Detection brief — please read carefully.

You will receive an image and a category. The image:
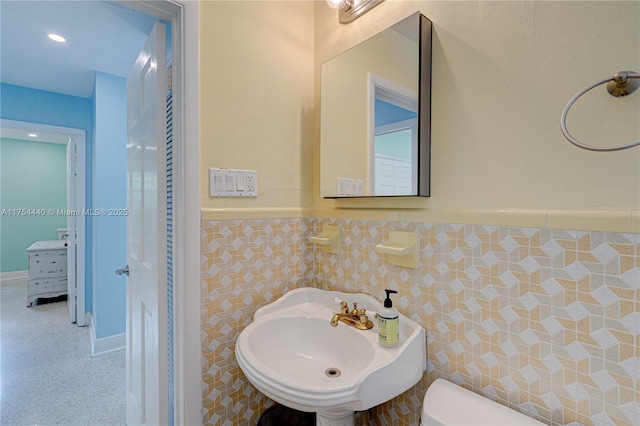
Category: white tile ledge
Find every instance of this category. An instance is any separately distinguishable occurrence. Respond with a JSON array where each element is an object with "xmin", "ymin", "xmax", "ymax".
[
  {"xmin": 331, "ymin": 208, "xmax": 637, "ymax": 233},
  {"xmin": 201, "ymin": 207, "xmax": 312, "ymax": 221},
  {"xmin": 201, "ymin": 207, "xmax": 638, "ymax": 233}
]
